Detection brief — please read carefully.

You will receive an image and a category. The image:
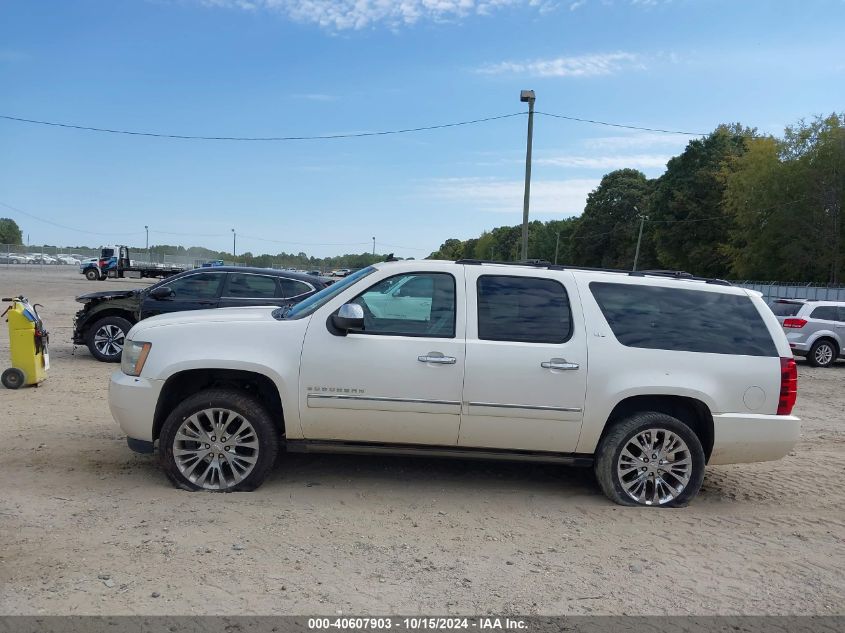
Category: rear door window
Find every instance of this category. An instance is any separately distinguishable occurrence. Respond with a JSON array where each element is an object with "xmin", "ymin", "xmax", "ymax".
[
  {"xmin": 589, "ymin": 282, "xmax": 777, "ymax": 357},
  {"xmin": 277, "ymin": 278, "xmax": 314, "ymax": 299},
  {"xmin": 809, "ymin": 306, "xmax": 838, "ymax": 321},
  {"xmin": 223, "ymin": 273, "xmax": 279, "ymax": 299},
  {"xmin": 477, "ymin": 275, "xmax": 572, "ymax": 344}
]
